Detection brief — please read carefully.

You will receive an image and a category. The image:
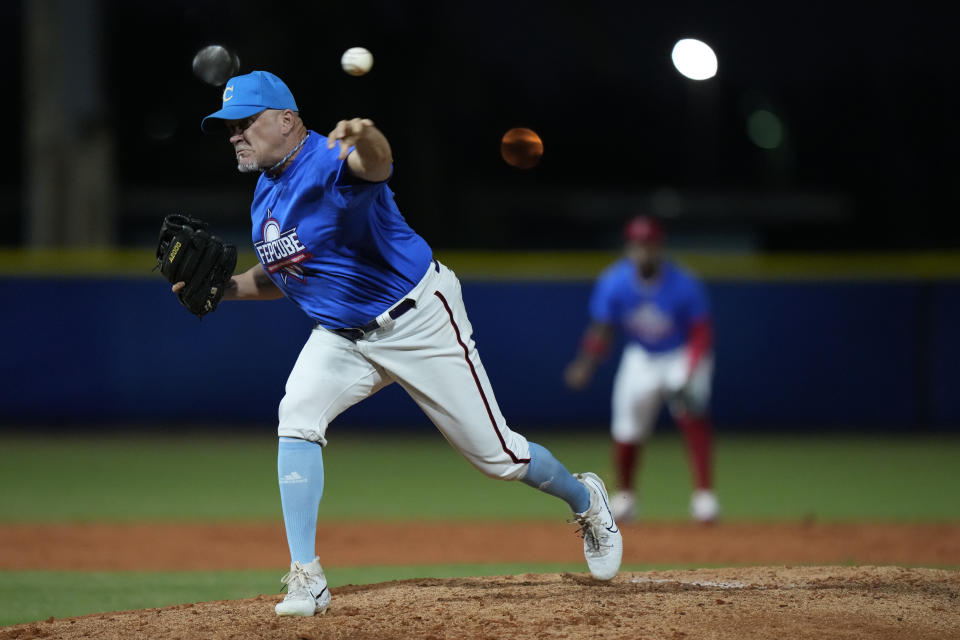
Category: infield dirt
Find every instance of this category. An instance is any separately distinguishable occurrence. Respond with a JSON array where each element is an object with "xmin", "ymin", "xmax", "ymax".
[{"xmin": 1, "ymin": 521, "xmax": 958, "ymax": 639}]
